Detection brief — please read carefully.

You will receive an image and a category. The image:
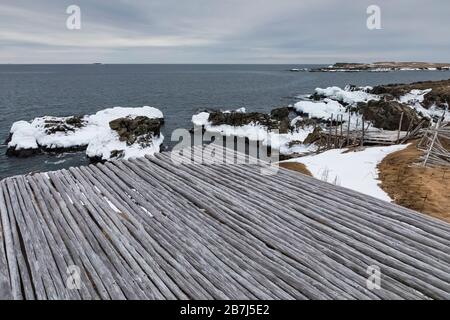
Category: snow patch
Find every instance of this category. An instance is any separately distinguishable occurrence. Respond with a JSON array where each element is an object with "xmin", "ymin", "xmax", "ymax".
[{"xmin": 284, "ymin": 145, "xmax": 408, "ymax": 202}]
